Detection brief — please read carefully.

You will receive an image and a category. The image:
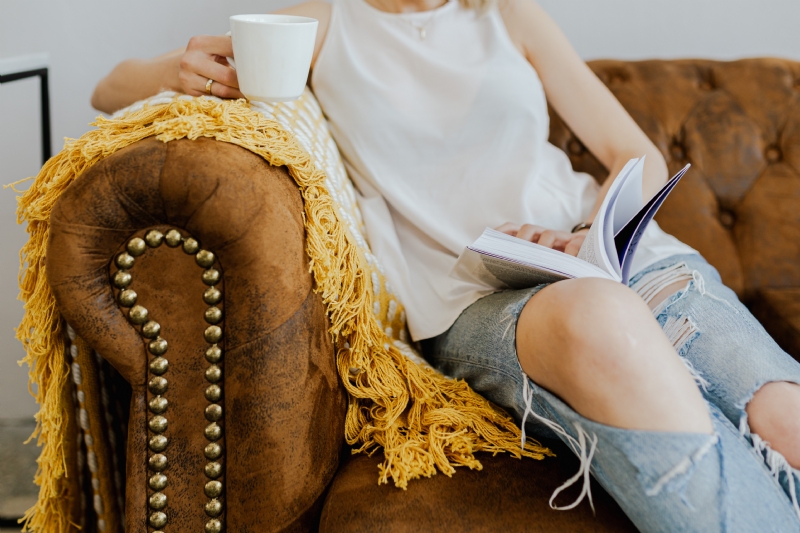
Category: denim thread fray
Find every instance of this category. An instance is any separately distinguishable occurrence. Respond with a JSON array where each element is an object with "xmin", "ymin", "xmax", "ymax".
[
  {"xmin": 633, "ymin": 264, "xmax": 711, "ymax": 391},
  {"xmin": 521, "ymin": 374, "xmax": 598, "ymax": 513},
  {"xmin": 737, "ymin": 385, "xmax": 800, "ymax": 521}
]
